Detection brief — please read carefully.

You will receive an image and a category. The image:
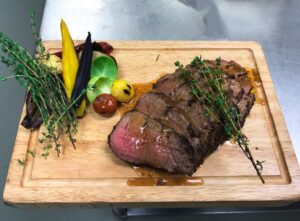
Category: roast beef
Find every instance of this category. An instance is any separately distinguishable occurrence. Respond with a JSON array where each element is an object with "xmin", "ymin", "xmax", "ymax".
[{"xmin": 108, "ymin": 59, "xmax": 255, "ymax": 175}]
